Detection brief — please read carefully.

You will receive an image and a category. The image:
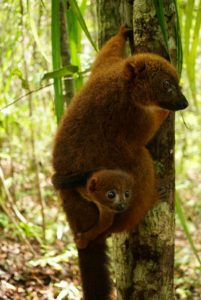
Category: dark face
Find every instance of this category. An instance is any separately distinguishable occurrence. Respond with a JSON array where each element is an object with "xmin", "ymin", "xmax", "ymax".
[
  {"xmin": 152, "ymin": 73, "xmax": 188, "ymax": 111},
  {"xmin": 125, "ymin": 54, "xmax": 189, "ymax": 110}
]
